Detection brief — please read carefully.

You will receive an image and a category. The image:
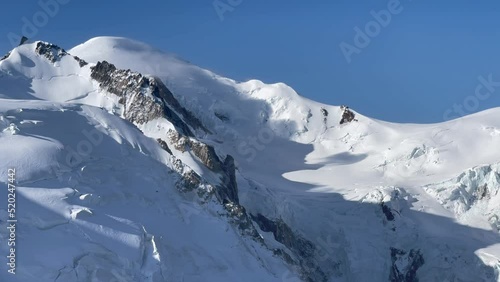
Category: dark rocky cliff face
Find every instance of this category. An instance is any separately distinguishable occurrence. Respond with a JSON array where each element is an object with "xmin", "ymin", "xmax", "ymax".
[
  {"xmin": 167, "ymin": 129, "xmax": 239, "ymax": 205},
  {"xmin": 251, "ymin": 213, "xmax": 329, "ymax": 282},
  {"xmin": 35, "ymin": 42, "xmax": 66, "ymax": 63},
  {"xmin": 156, "ymin": 138, "xmax": 173, "ymax": 155},
  {"xmin": 90, "ymin": 61, "xmax": 206, "ymax": 136},
  {"xmin": 340, "ymin": 105, "xmax": 357, "ymax": 125},
  {"xmin": 91, "ymin": 62, "xmax": 166, "ymax": 124}
]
